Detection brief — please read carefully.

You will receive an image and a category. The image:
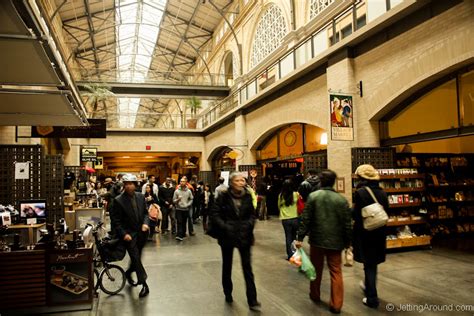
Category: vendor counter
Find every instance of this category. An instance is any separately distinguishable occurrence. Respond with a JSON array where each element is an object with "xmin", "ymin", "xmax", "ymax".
[{"xmin": 0, "ymin": 247, "xmax": 93, "ymax": 314}]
